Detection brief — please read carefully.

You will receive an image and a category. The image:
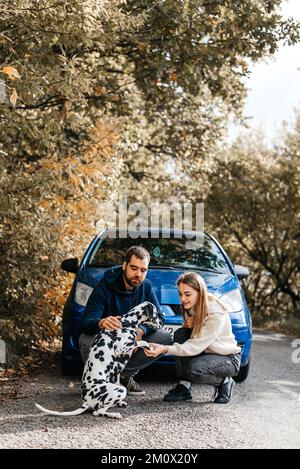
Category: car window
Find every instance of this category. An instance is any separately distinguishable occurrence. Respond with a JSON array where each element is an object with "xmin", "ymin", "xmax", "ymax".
[{"xmin": 87, "ymin": 233, "xmax": 231, "ymax": 274}]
